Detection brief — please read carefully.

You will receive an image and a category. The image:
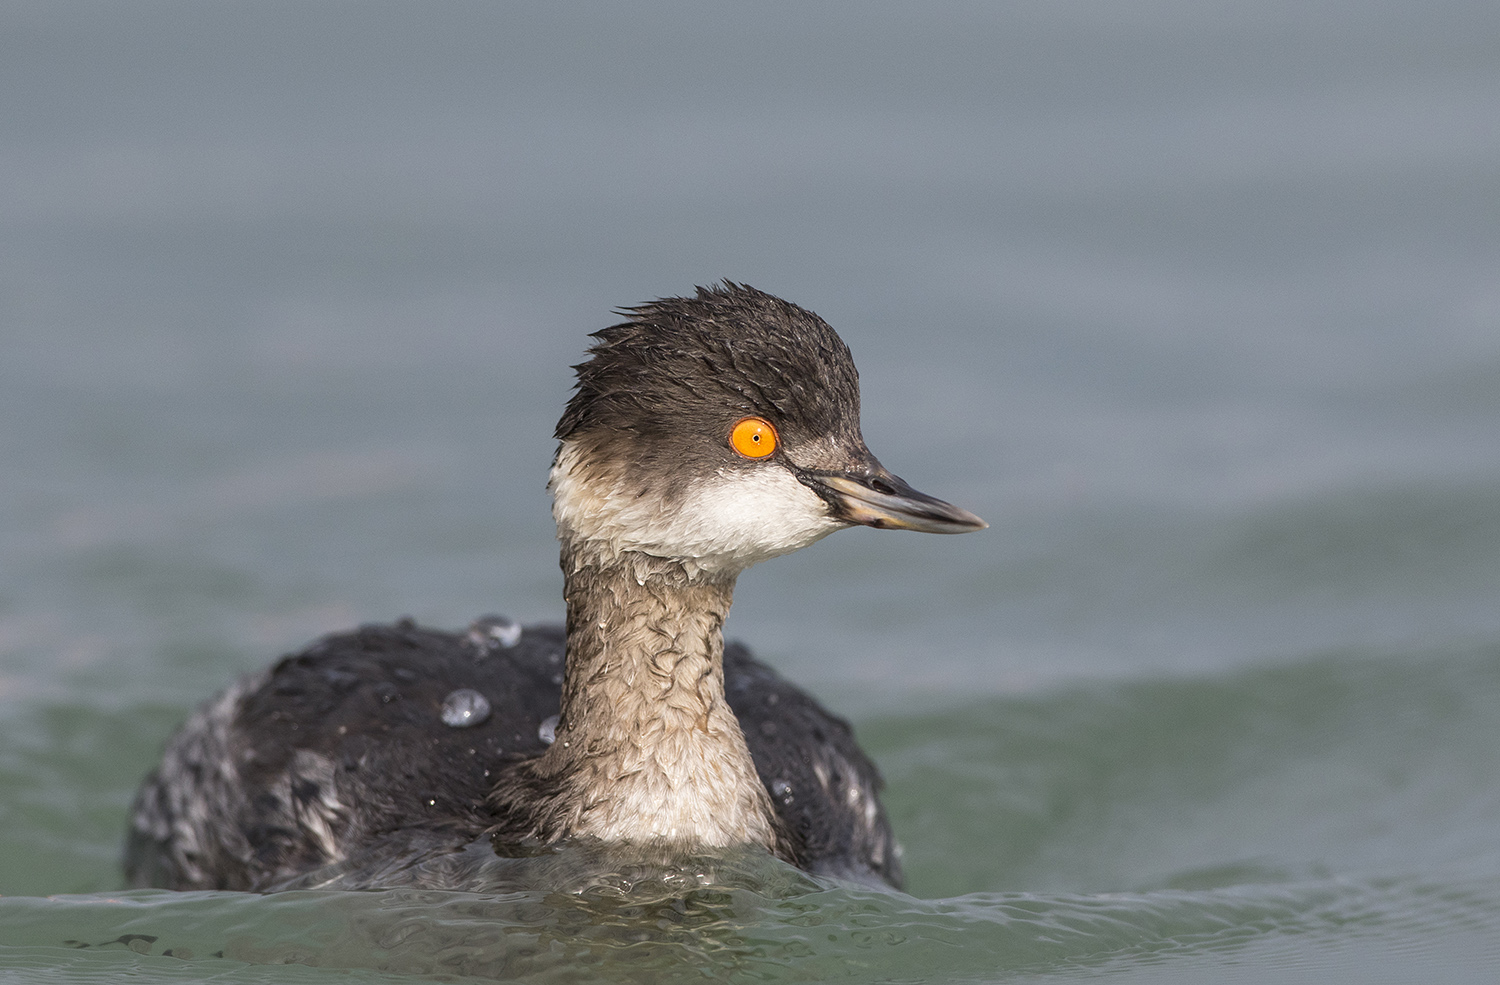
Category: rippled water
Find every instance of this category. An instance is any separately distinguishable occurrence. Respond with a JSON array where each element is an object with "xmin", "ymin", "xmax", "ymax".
[
  {"xmin": 4, "ymin": 1, "xmax": 1500, "ymax": 982},
  {"xmin": 9, "ymin": 649, "xmax": 1500, "ymax": 982}
]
